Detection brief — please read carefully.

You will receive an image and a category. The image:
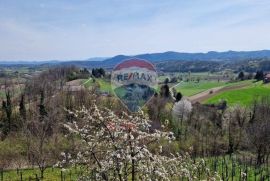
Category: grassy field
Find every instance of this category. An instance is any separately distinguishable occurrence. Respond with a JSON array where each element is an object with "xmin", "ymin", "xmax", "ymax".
[
  {"xmin": 203, "ymin": 155, "xmax": 270, "ymax": 181},
  {"xmin": 1, "ymin": 167, "xmax": 81, "ymax": 181},
  {"xmin": 174, "ymin": 80, "xmax": 253, "ymax": 97},
  {"xmin": 81, "ymin": 78, "xmax": 93, "ymax": 88},
  {"xmin": 2, "ymin": 155, "xmax": 269, "ymax": 181},
  {"xmin": 205, "ymin": 81, "xmax": 270, "ymax": 106},
  {"xmin": 83, "ymin": 78, "xmax": 112, "ymax": 93},
  {"xmin": 82, "ymin": 77, "xmax": 253, "ymax": 100},
  {"xmin": 174, "ymin": 81, "xmax": 227, "ymax": 96}
]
